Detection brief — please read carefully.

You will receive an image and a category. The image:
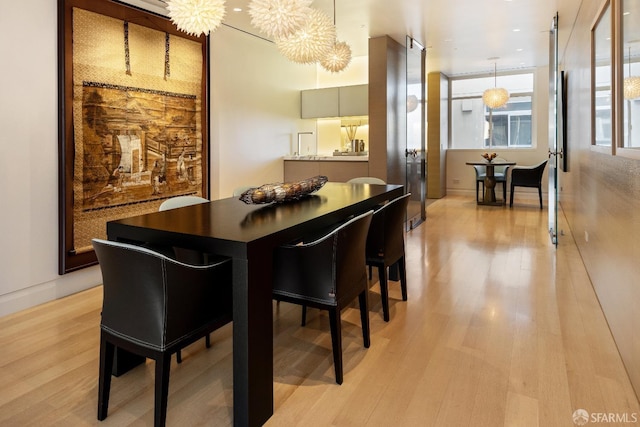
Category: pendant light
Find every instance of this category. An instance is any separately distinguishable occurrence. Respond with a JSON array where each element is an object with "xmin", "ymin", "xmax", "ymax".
[
  {"xmin": 275, "ymin": 8, "xmax": 335, "ymax": 64},
  {"xmin": 166, "ymin": 0, "xmax": 226, "ymax": 37},
  {"xmin": 624, "ymin": 47, "xmax": 640, "ymax": 100},
  {"xmin": 320, "ymin": 0, "xmax": 352, "ymax": 73},
  {"xmin": 248, "ymin": 0, "xmax": 312, "ymax": 39},
  {"xmin": 483, "ymin": 62, "xmax": 510, "ymax": 109}
]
